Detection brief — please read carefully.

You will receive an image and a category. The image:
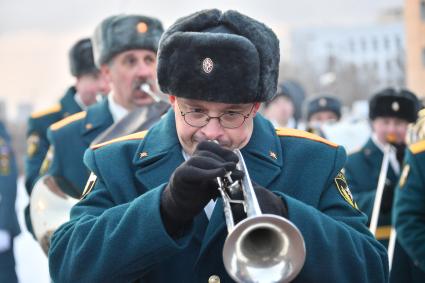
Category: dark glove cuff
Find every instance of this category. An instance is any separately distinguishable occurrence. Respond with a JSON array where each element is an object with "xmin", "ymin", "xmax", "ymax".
[
  {"xmin": 257, "ymin": 189, "xmax": 288, "ymax": 218},
  {"xmin": 160, "ymin": 186, "xmax": 193, "ymax": 237}
]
